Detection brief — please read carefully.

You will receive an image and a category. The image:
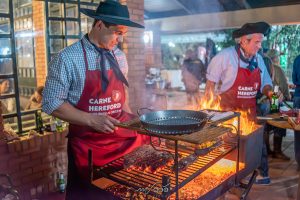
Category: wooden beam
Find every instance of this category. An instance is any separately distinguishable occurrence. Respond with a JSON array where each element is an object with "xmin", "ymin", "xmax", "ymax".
[{"xmin": 145, "ymin": 4, "xmax": 300, "ymax": 34}]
